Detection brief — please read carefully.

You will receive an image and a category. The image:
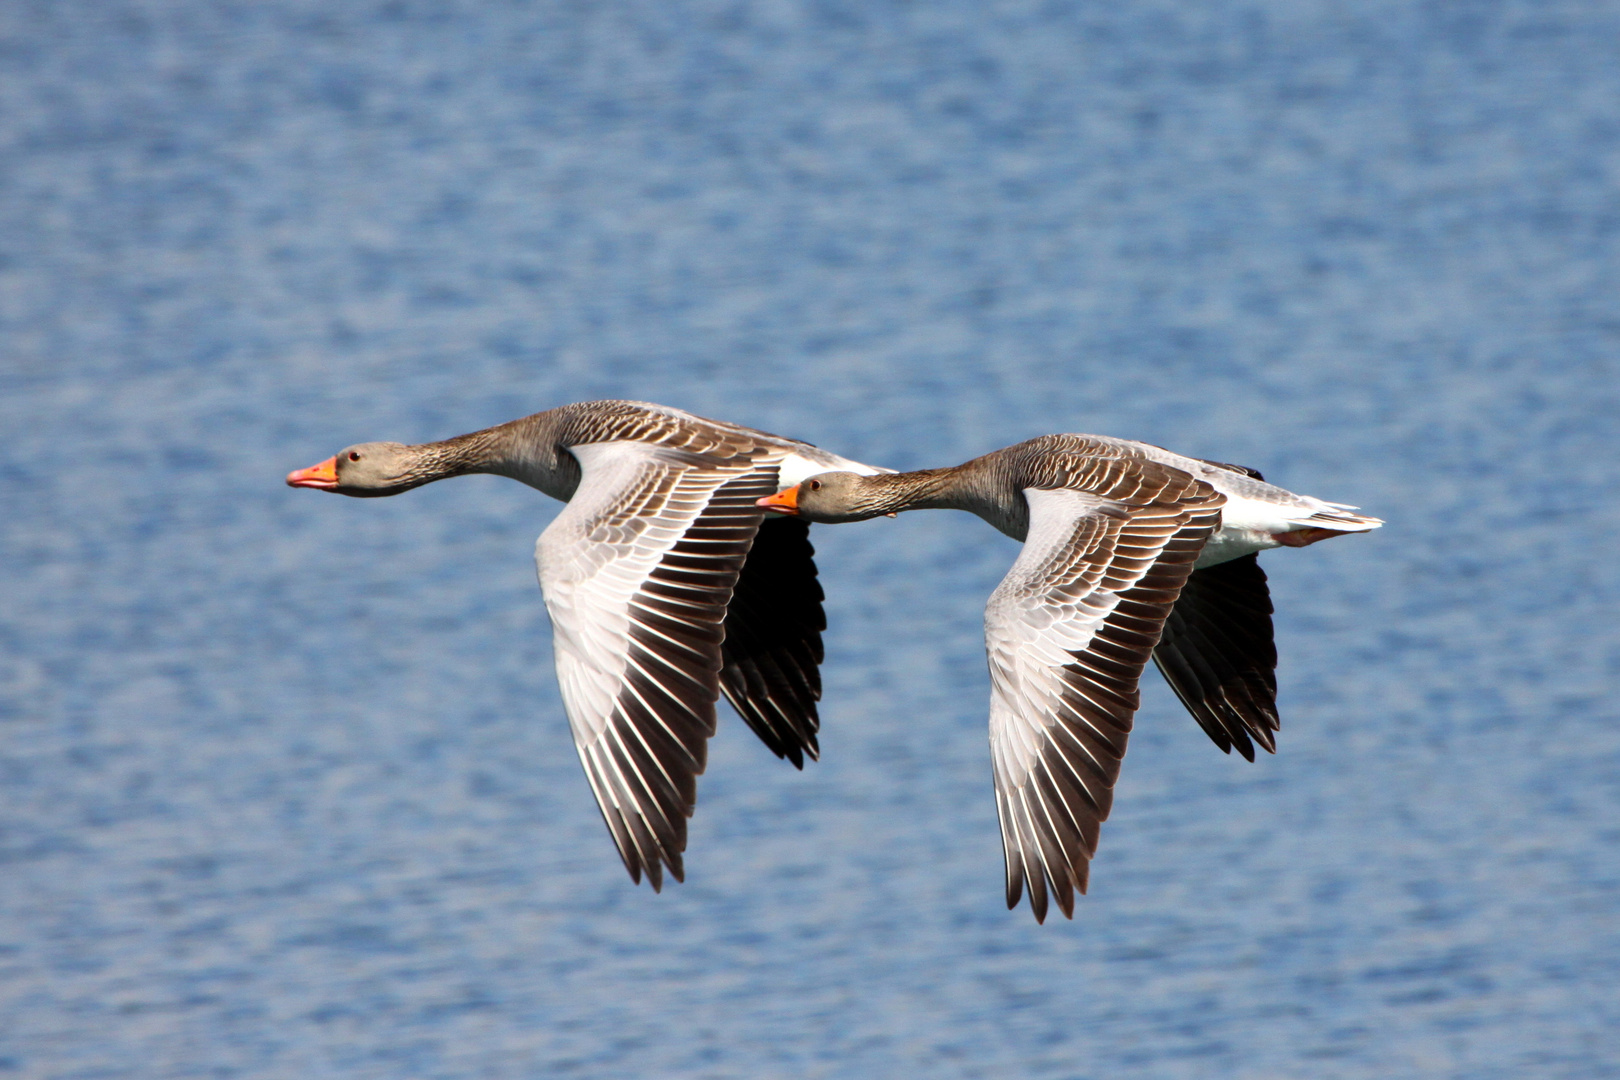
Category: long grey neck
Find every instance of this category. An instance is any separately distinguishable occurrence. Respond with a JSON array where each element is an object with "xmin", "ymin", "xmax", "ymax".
[
  {"xmin": 856, "ymin": 463, "xmax": 1027, "ymax": 538},
  {"xmin": 856, "ymin": 469, "xmax": 966, "ymax": 513},
  {"xmin": 408, "ymin": 410, "xmax": 580, "ymax": 501}
]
